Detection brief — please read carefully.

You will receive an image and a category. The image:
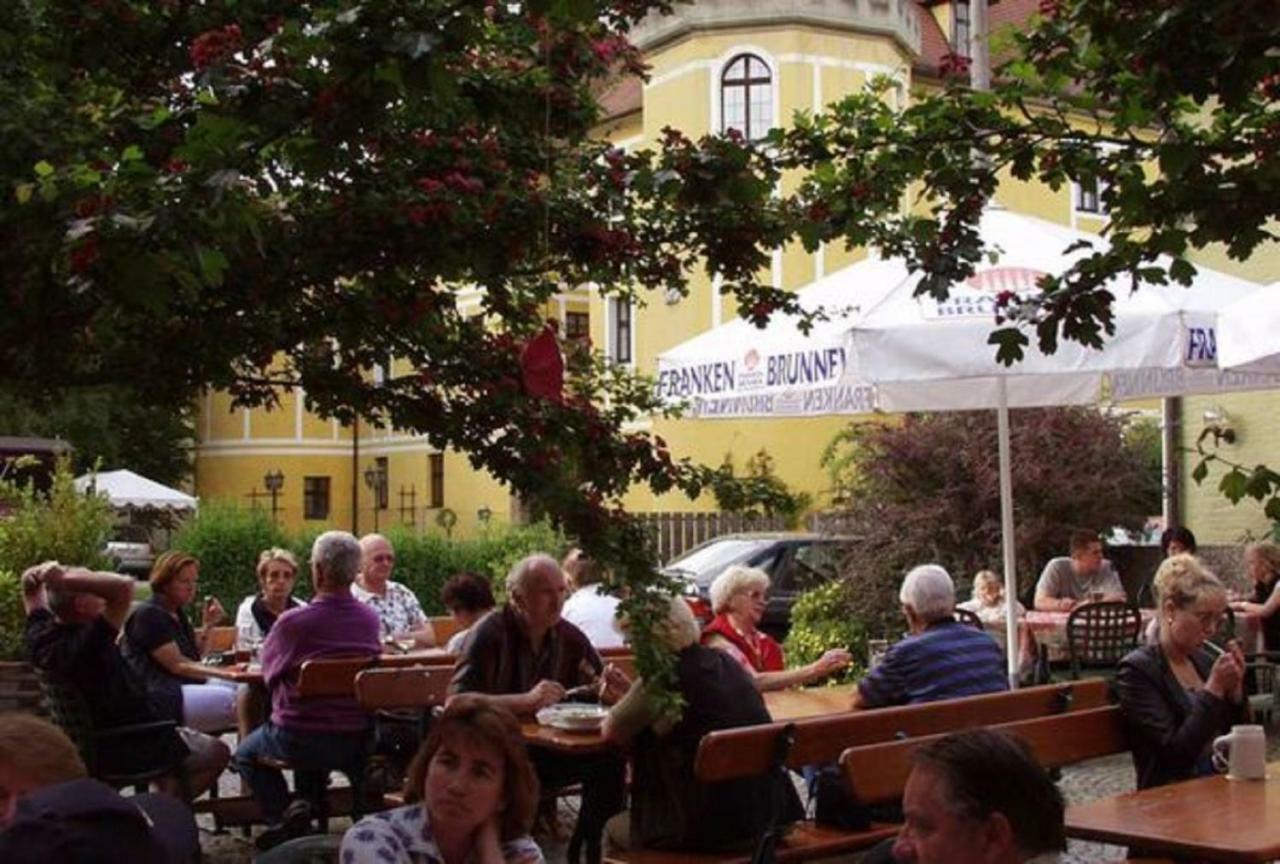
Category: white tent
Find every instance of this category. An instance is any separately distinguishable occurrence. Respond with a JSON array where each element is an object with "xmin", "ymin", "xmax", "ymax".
[
  {"xmin": 1218, "ymin": 281, "xmax": 1280, "ymax": 373},
  {"xmin": 658, "ymin": 208, "xmax": 1280, "ymax": 685},
  {"xmin": 75, "ymin": 469, "xmax": 199, "ymax": 511}
]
